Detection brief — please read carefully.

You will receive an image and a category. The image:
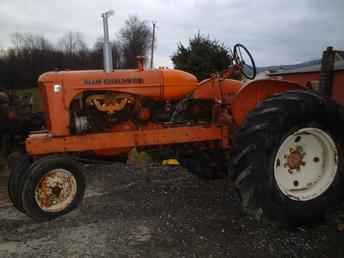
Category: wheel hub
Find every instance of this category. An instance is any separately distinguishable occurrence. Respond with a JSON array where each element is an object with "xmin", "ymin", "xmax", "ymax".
[
  {"xmin": 285, "ymin": 146, "xmax": 305, "ymax": 173},
  {"xmin": 52, "ymin": 186, "xmax": 62, "ymax": 196},
  {"xmin": 274, "ymin": 128, "xmax": 338, "ymax": 201},
  {"xmin": 34, "ymin": 169, "xmax": 77, "ymax": 213}
]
